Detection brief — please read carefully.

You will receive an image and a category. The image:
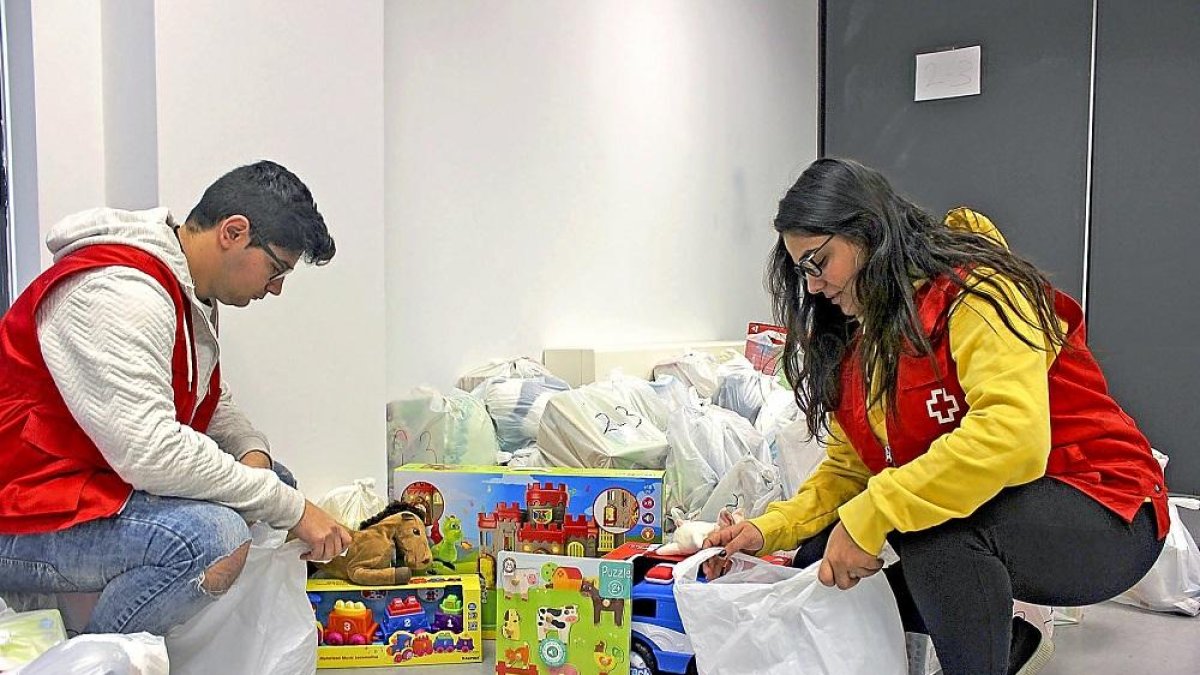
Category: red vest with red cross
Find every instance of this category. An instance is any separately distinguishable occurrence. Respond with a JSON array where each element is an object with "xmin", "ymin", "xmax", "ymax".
[
  {"xmin": 834, "ymin": 274, "xmax": 1169, "ymax": 538},
  {"xmin": 0, "ymin": 244, "xmax": 221, "ymax": 534}
]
